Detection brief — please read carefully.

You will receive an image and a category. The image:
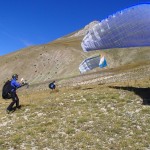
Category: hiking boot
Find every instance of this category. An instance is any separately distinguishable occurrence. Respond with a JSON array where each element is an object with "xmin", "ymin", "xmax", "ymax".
[
  {"xmin": 6, "ymin": 109, "xmax": 12, "ymax": 114},
  {"xmin": 16, "ymin": 105, "xmax": 21, "ymax": 109}
]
